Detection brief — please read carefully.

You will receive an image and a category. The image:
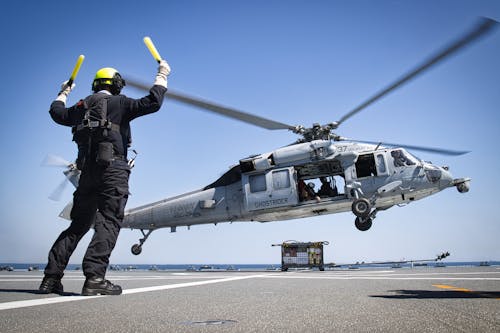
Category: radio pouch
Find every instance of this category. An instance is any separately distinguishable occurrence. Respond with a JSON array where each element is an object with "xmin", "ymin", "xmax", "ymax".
[{"xmin": 96, "ymin": 142, "xmax": 114, "ymax": 166}]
